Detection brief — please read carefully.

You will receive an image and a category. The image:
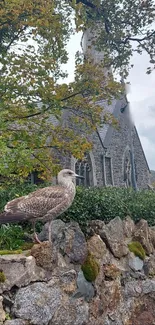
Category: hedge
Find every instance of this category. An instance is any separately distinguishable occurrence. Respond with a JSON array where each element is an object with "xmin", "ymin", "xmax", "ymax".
[
  {"xmin": 62, "ymin": 186, "xmax": 155, "ymax": 227},
  {"xmin": 1, "ymin": 183, "xmax": 155, "ymax": 249},
  {"xmin": 1, "ymin": 183, "xmax": 155, "ymax": 226}
]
